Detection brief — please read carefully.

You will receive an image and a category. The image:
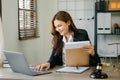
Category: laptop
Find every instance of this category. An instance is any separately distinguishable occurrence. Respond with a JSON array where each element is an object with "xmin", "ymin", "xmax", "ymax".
[
  {"xmin": 3, "ymin": 50, "xmax": 52, "ymax": 76},
  {"xmin": 64, "ymin": 41, "xmax": 90, "ymax": 67}
]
